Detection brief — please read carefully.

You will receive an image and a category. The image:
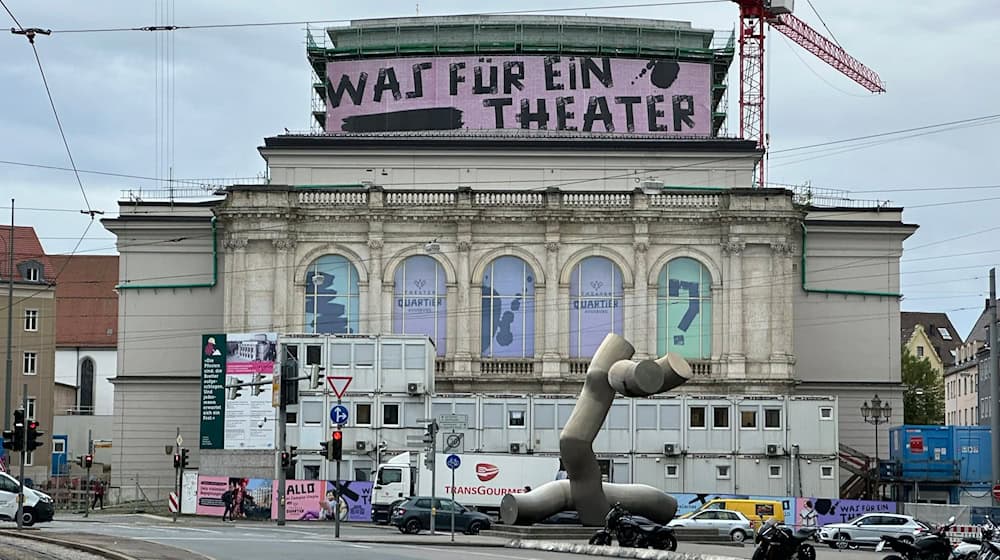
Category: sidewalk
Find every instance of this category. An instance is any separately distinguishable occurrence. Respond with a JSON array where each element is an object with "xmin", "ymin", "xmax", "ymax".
[{"xmin": 341, "ymin": 531, "xmax": 509, "ymax": 547}]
